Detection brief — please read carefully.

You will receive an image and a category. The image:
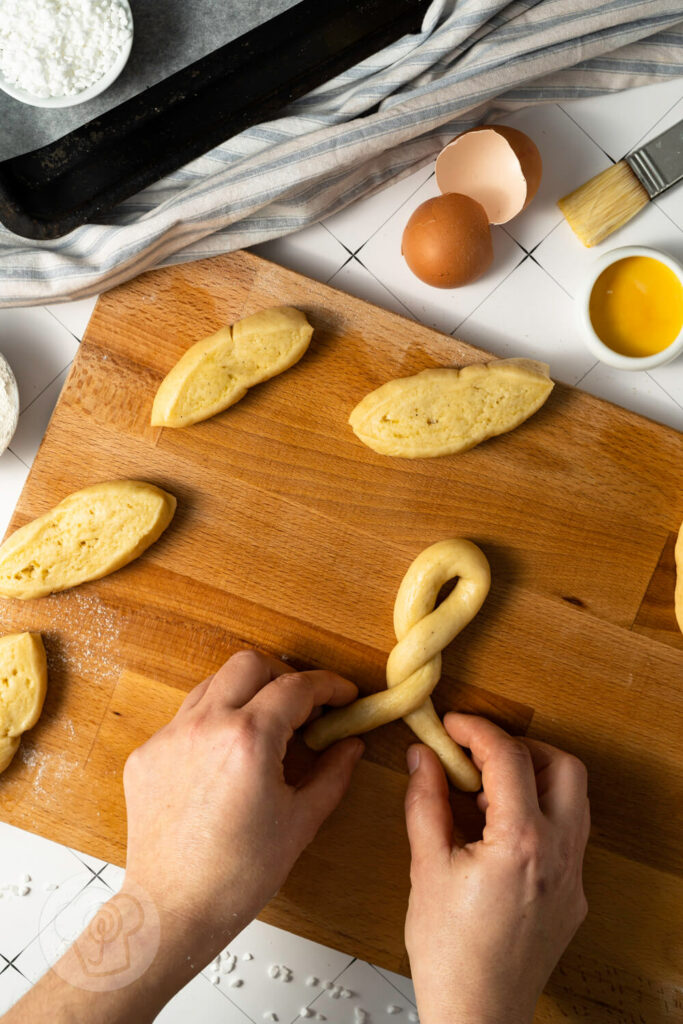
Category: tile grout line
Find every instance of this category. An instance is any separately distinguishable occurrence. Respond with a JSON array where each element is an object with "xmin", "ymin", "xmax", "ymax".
[
  {"xmin": 645, "ymin": 370, "xmax": 683, "ymax": 412},
  {"xmin": 350, "ymin": 170, "xmax": 436, "ymax": 259},
  {"xmin": 368, "ymin": 964, "xmax": 416, "ymax": 1007},
  {"xmin": 556, "ymin": 104, "xmax": 617, "ymax": 164},
  {"xmin": 348, "ymin": 255, "xmax": 416, "ymax": 320},
  {"xmin": 42, "ymin": 306, "xmax": 84, "ymax": 347},
  {"xmin": 450, "ymin": 248, "xmax": 528, "ymax": 338}
]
